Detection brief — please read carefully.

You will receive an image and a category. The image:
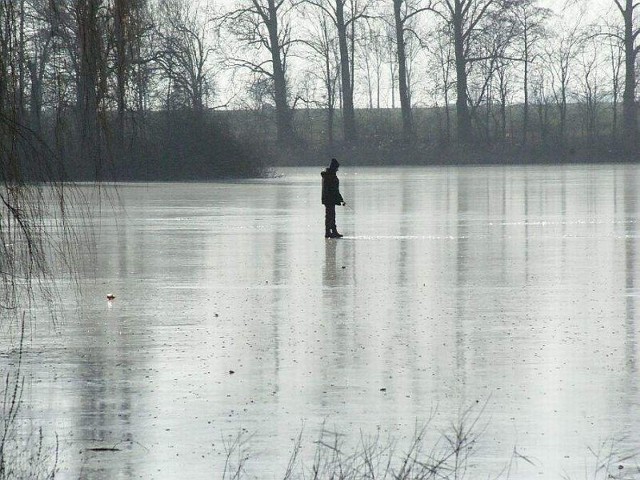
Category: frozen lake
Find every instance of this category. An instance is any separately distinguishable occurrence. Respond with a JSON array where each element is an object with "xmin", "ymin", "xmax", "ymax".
[{"xmin": 5, "ymin": 165, "xmax": 640, "ymax": 478}]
